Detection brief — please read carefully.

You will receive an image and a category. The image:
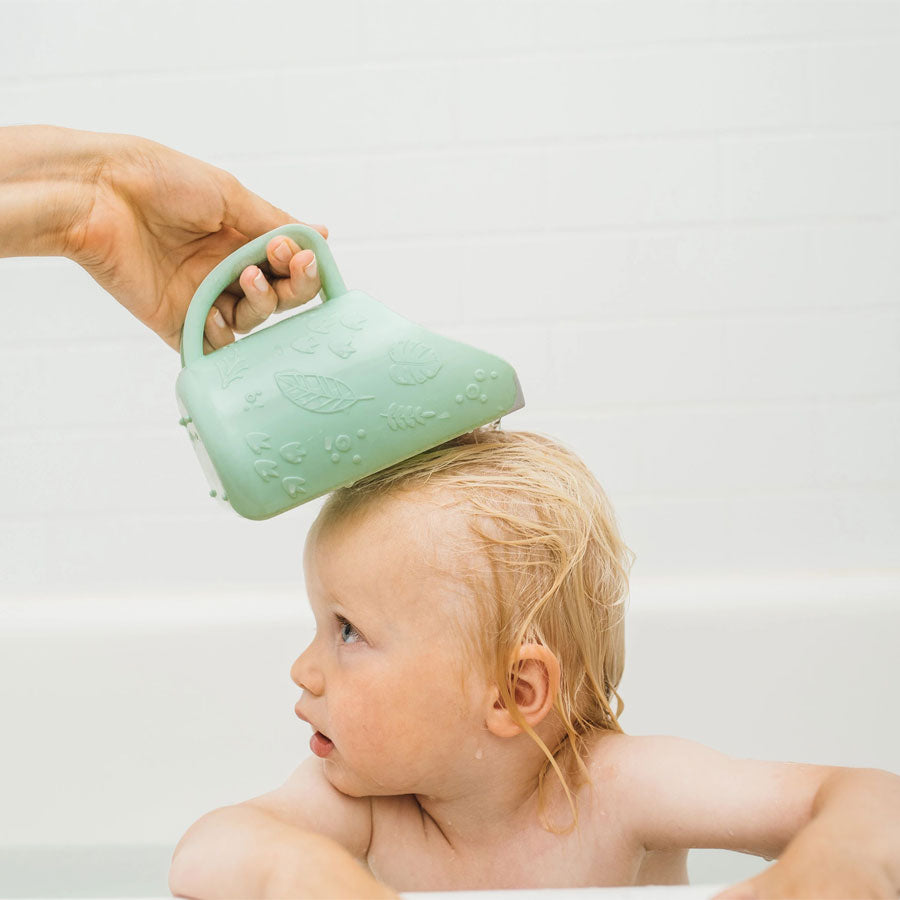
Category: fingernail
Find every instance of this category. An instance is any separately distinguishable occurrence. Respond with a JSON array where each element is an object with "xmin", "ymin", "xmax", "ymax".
[
  {"xmin": 213, "ymin": 309, "xmax": 226, "ymax": 329},
  {"xmin": 253, "ymin": 269, "xmax": 268, "ymax": 292},
  {"xmin": 304, "ymin": 256, "xmax": 318, "ymax": 279},
  {"xmin": 274, "ymin": 240, "xmax": 291, "ymax": 263}
]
